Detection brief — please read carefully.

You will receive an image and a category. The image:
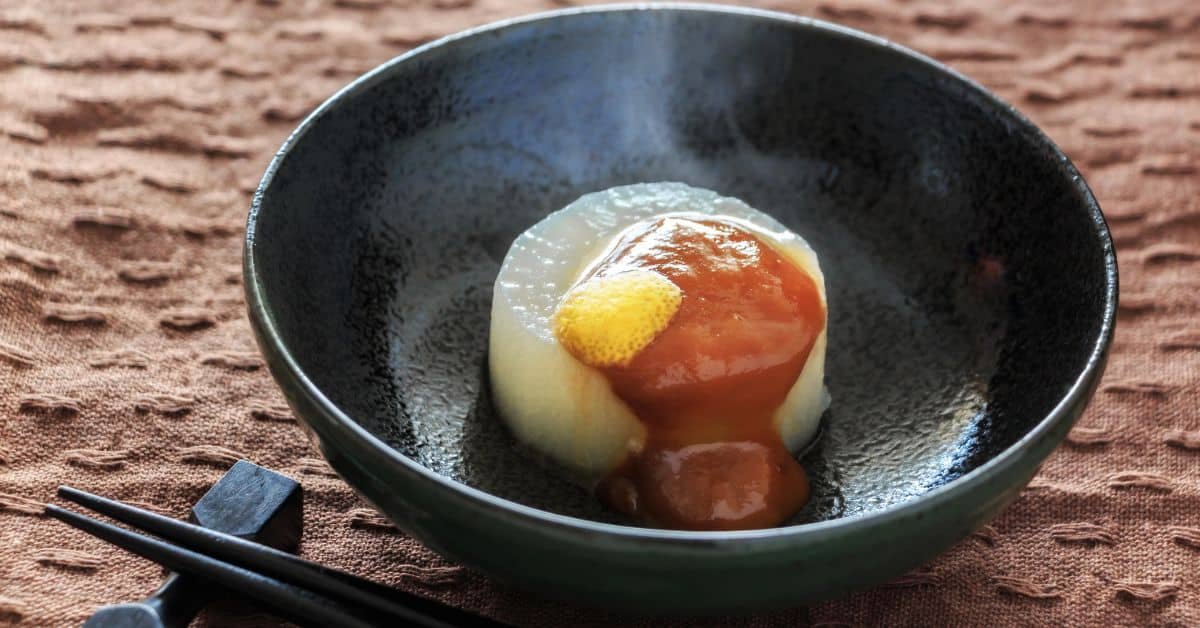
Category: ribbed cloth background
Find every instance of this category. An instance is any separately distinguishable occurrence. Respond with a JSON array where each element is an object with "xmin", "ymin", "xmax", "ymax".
[{"xmin": 1, "ymin": 1, "xmax": 1197, "ymax": 626}]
